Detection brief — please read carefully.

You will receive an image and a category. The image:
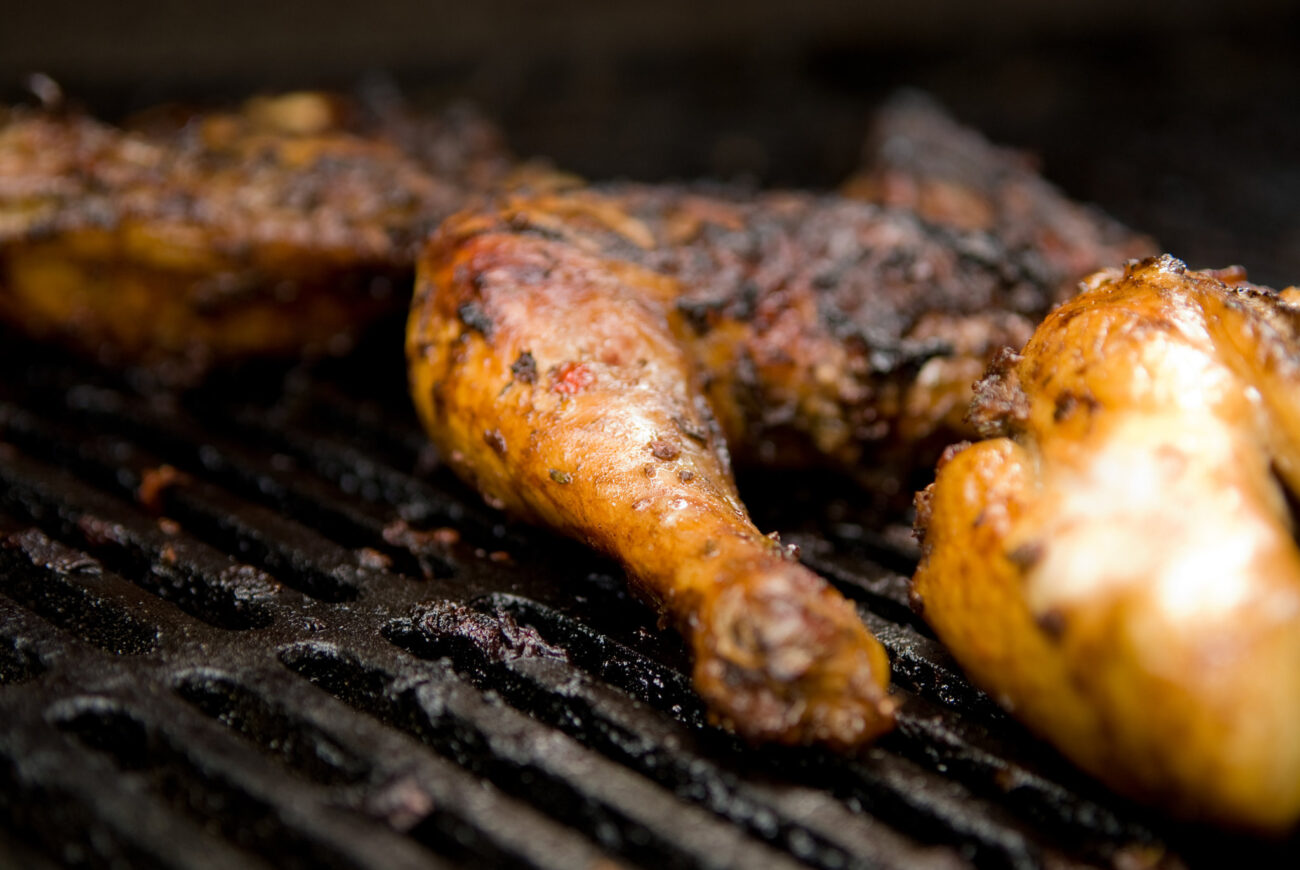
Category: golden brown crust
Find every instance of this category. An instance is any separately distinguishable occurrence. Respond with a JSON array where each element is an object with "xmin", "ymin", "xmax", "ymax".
[
  {"xmin": 912, "ymin": 255, "xmax": 1300, "ymax": 830},
  {"xmin": 408, "ymin": 225, "xmax": 895, "ymax": 748},
  {"xmin": 0, "ymin": 92, "xmax": 510, "ymax": 376}
]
